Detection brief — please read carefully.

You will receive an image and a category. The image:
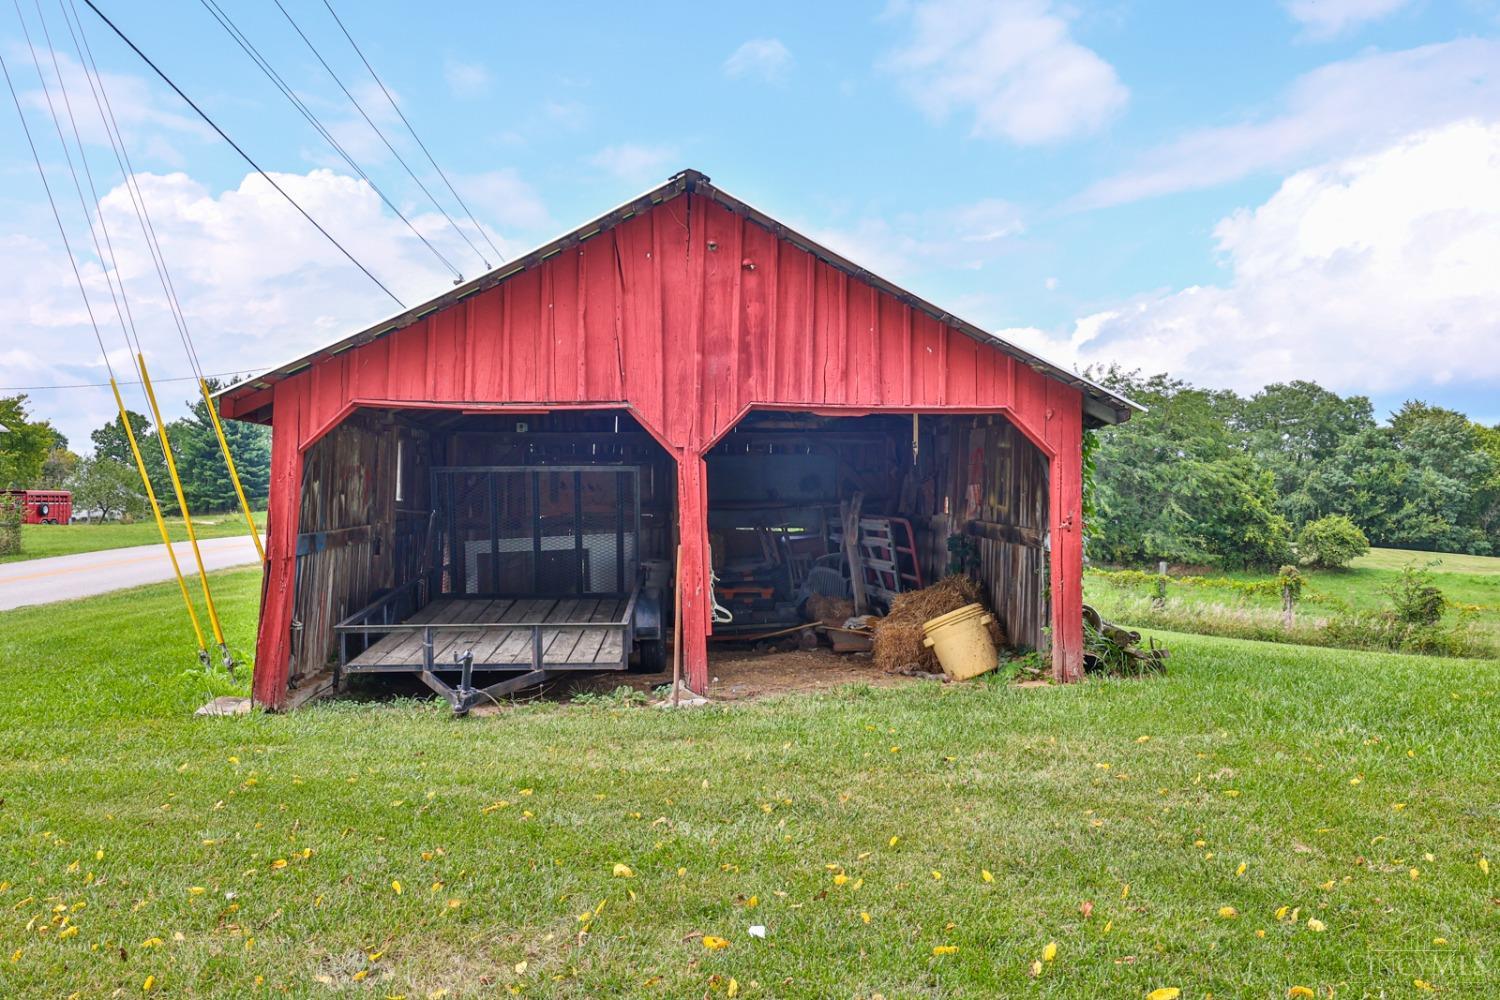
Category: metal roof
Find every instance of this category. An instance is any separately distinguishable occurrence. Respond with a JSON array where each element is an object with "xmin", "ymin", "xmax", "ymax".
[{"xmin": 219, "ymin": 169, "xmax": 1140, "ymax": 425}]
